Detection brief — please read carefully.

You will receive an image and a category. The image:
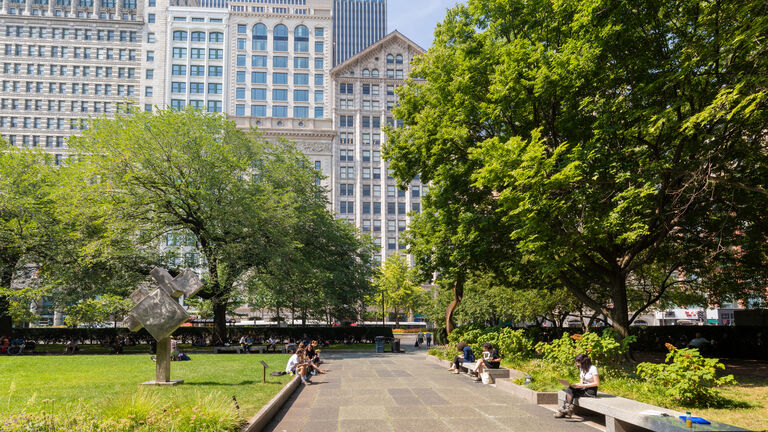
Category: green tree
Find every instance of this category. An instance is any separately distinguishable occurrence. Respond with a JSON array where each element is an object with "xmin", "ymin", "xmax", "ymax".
[
  {"xmin": 372, "ymin": 253, "xmax": 427, "ymax": 326},
  {"xmin": 0, "ymin": 144, "xmax": 60, "ymax": 334},
  {"xmin": 66, "ymin": 107, "xmax": 328, "ymax": 340},
  {"xmin": 63, "ymin": 294, "xmax": 133, "ymax": 328},
  {"xmin": 387, "ymin": 0, "xmax": 768, "ymax": 337}
]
